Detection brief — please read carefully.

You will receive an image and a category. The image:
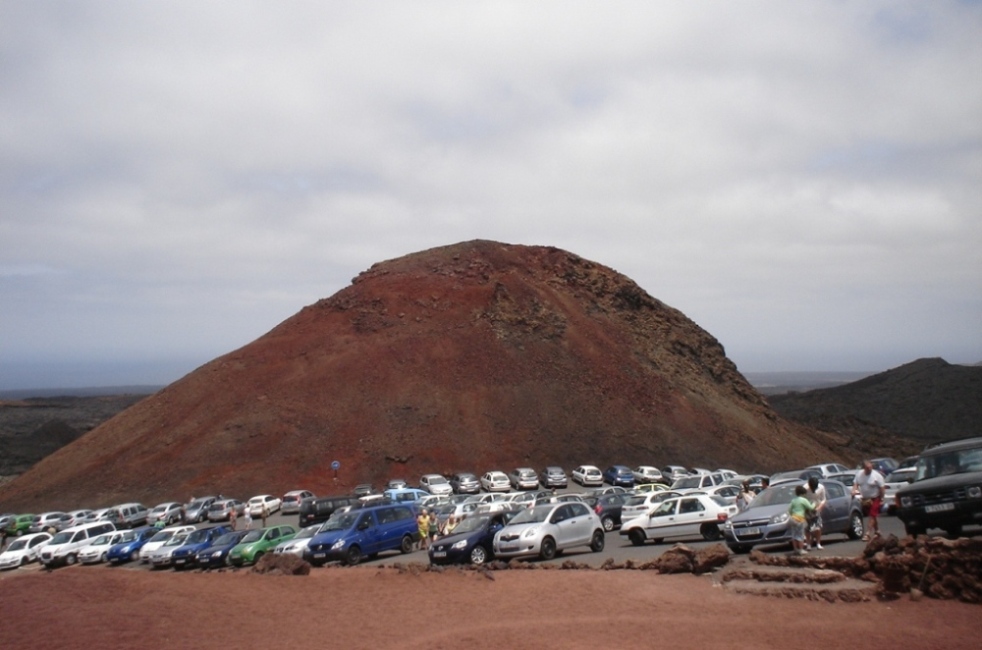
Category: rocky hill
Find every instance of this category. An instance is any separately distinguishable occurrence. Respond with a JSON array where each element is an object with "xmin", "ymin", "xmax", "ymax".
[
  {"xmin": 0, "ymin": 241, "xmax": 847, "ymax": 511},
  {"xmin": 768, "ymin": 358, "xmax": 982, "ymax": 458}
]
